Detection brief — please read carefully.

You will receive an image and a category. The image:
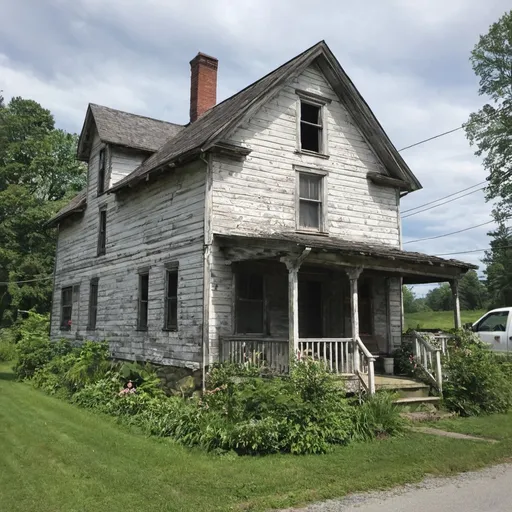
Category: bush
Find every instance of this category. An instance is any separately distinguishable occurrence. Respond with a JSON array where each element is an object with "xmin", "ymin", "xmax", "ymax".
[
  {"xmin": 443, "ymin": 331, "xmax": 512, "ymax": 416},
  {"xmin": 65, "ymin": 341, "xmax": 112, "ymax": 389},
  {"xmin": 0, "ymin": 328, "xmax": 17, "ymax": 362},
  {"xmin": 392, "ymin": 339, "xmax": 417, "ymax": 377},
  {"xmin": 118, "ymin": 361, "xmax": 164, "ymax": 397},
  {"xmin": 351, "ymin": 392, "xmax": 406, "ymax": 441},
  {"xmin": 205, "ymin": 362, "xmax": 261, "ymax": 390}
]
